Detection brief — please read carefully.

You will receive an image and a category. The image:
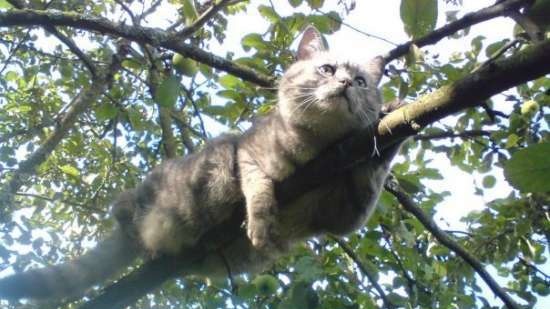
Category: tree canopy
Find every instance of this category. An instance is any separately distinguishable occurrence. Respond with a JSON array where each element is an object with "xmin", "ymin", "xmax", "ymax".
[{"xmin": 0, "ymin": 0, "xmax": 549, "ymax": 309}]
